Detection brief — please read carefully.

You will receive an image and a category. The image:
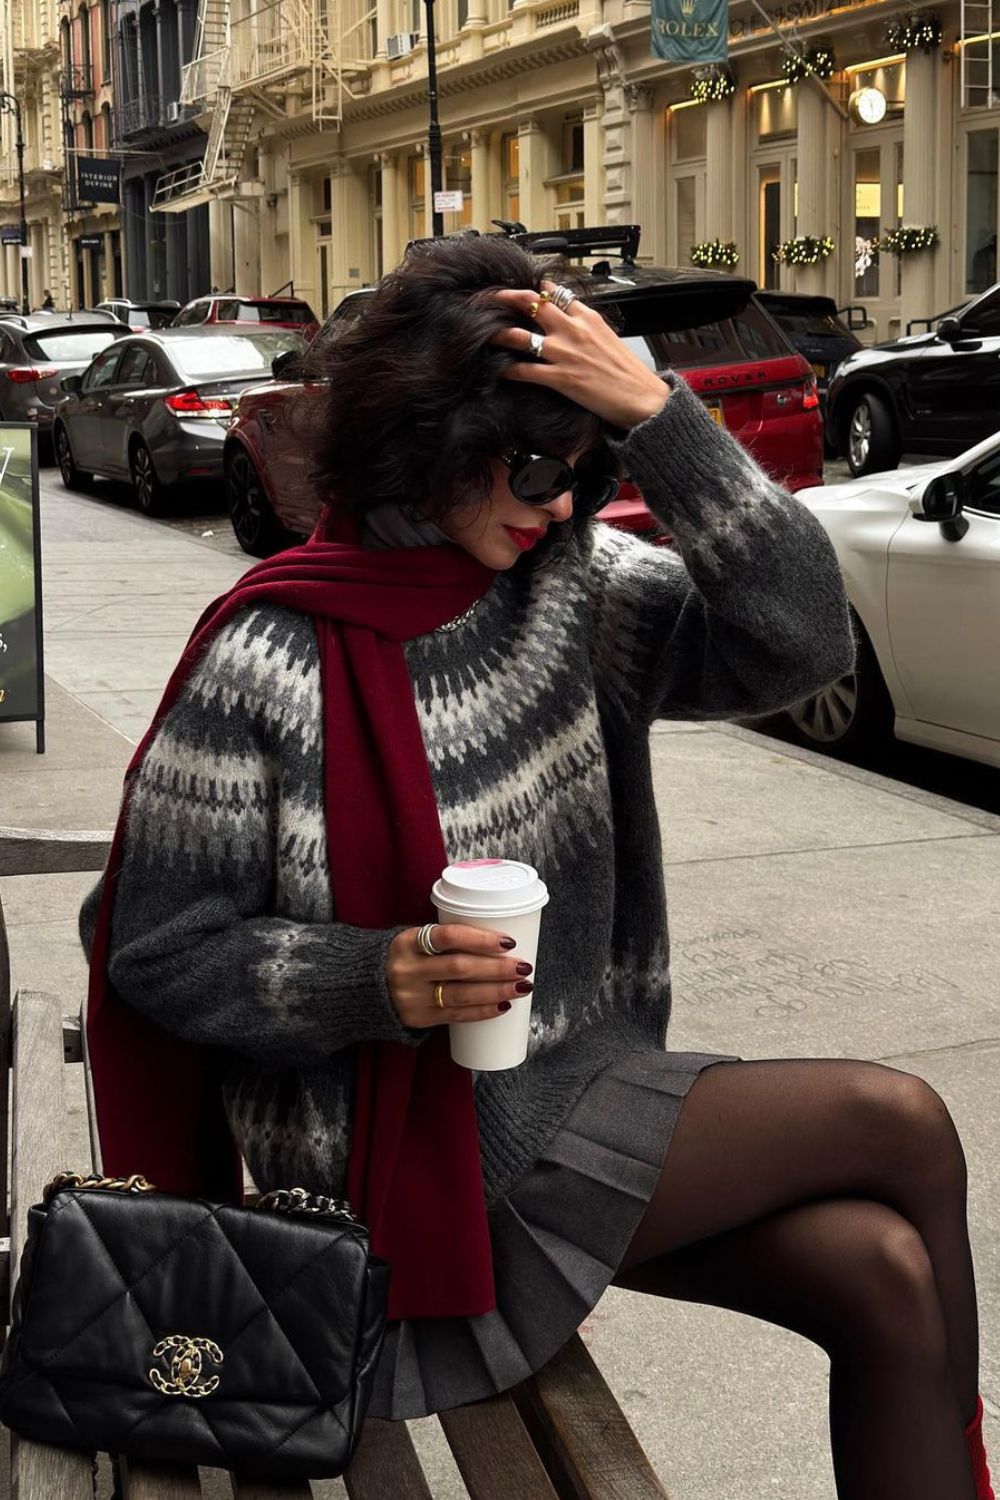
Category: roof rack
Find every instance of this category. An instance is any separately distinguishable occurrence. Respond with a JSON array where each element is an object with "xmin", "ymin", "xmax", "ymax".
[{"xmin": 499, "ymin": 224, "xmax": 642, "ymax": 266}]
